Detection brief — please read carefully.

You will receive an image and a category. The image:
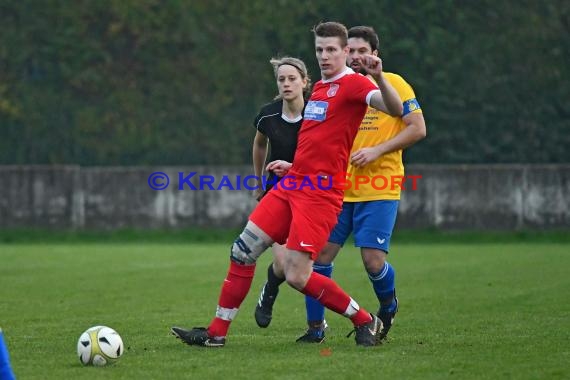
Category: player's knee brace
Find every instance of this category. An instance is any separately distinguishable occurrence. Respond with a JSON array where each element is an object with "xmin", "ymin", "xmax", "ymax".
[{"xmin": 230, "ymin": 228, "xmax": 269, "ymax": 265}]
